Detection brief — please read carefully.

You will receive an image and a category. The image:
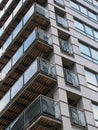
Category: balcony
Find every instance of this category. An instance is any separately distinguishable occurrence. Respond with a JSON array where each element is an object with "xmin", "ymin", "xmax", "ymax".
[
  {"xmin": 56, "ymin": 15, "xmax": 69, "ymax": 29},
  {"xmin": 0, "ymin": 27, "xmax": 53, "ymax": 98},
  {"xmin": 0, "ymin": 58, "xmax": 57, "ymax": 129},
  {"xmin": 0, "ymin": 3, "xmax": 50, "ymax": 70},
  {"xmin": 69, "ymin": 106, "xmax": 87, "ymax": 128},
  {"xmin": 54, "ymin": 0, "xmax": 65, "ymax": 7},
  {"xmin": 6, "ymin": 95, "xmax": 61, "ymax": 130},
  {"xmin": 60, "ymin": 38, "xmax": 73, "ymax": 55},
  {"xmin": 0, "ymin": 2, "xmax": 50, "ymax": 49},
  {"xmin": 64, "ymin": 69, "xmax": 79, "ymax": 88}
]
